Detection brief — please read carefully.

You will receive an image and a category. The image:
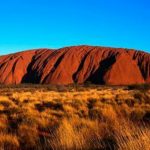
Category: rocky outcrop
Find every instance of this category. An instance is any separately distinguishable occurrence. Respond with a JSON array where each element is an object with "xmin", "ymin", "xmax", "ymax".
[{"xmin": 0, "ymin": 46, "xmax": 149, "ymax": 85}]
